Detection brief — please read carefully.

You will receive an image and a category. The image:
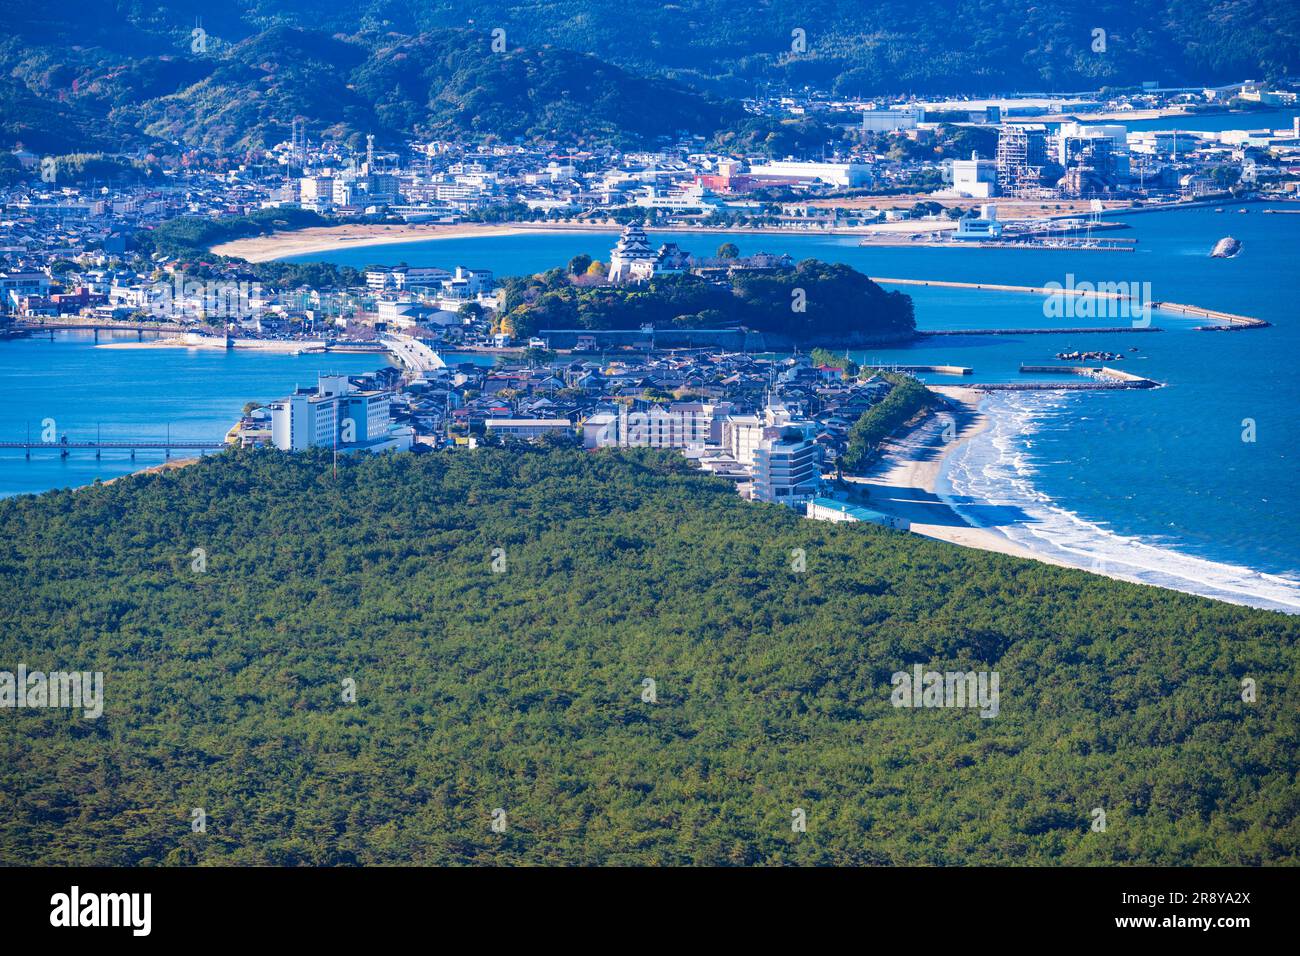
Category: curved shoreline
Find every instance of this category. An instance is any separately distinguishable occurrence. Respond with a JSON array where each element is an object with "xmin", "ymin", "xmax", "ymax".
[
  {"xmin": 211, "ymin": 223, "xmax": 551, "ymax": 262},
  {"xmin": 846, "ymin": 386, "xmax": 1069, "ymax": 567},
  {"xmin": 174, "ymin": 222, "xmax": 1298, "ymax": 607},
  {"xmin": 843, "ymin": 386, "xmax": 1300, "ymax": 612},
  {"xmin": 211, "ymin": 197, "xmax": 1298, "ymax": 264},
  {"xmin": 212, "ymin": 215, "xmax": 1132, "ymax": 262},
  {"xmin": 931, "ymin": 390, "xmax": 1300, "ymax": 613},
  {"xmin": 212, "ymin": 220, "xmax": 890, "ymax": 262}
]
